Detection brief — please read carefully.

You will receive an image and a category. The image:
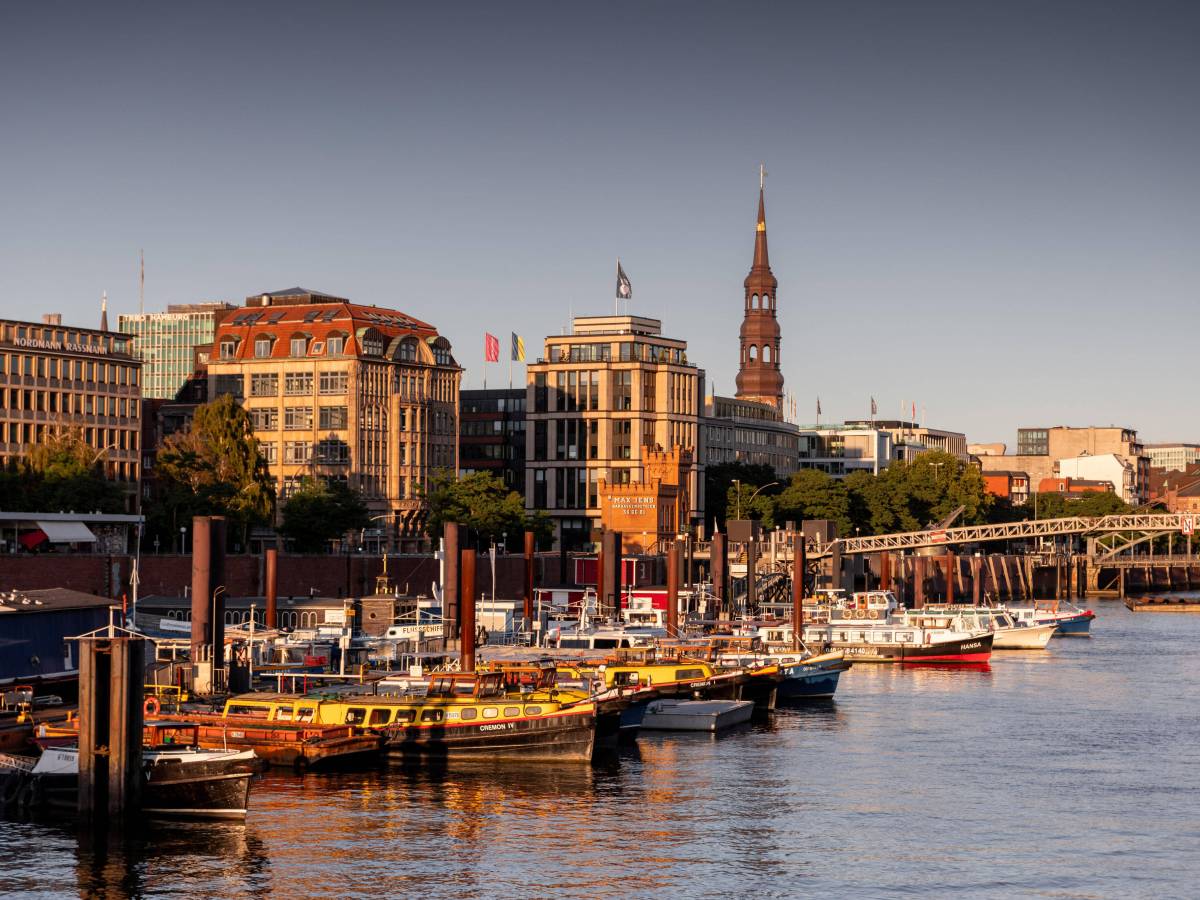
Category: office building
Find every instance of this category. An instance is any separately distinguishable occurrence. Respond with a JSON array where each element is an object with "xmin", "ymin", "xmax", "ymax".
[
  {"xmin": 703, "ymin": 394, "xmax": 799, "ymax": 475},
  {"xmin": 119, "ymin": 302, "xmax": 236, "ymax": 399},
  {"xmin": 460, "ymin": 388, "xmax": 526, "ymax": 496},
  {"xmin": 525, "ymin": 314, "xmax": 703, "ymax": 549},
  {"xmin": 1144, "ymin": 443, "xmax": 1200, "ymax": 473},
  {"xmin": 207, "ymin": 287, "xmax": 461, "ymax": 546},
  {"xmin": 0, "ymin": 313, "xmax": 142, "ymax": 509}
]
